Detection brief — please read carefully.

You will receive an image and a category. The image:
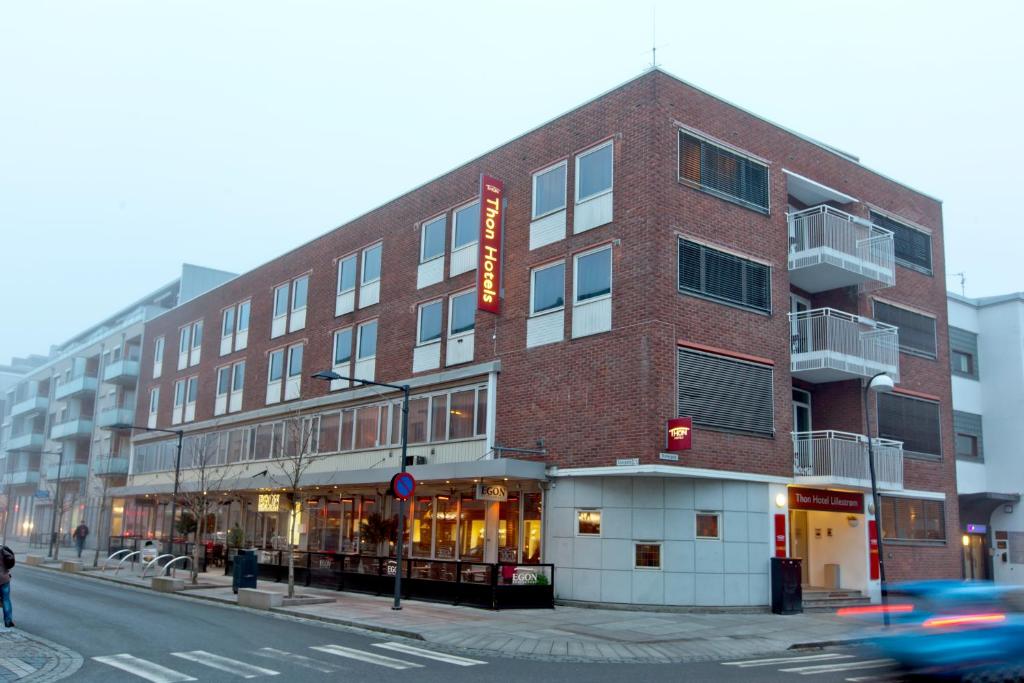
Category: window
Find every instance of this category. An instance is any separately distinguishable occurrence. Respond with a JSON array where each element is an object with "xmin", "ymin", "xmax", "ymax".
[
  {"xmin": 149, "ymin": 388, "xmax": 159, "ymax": 413},
  {"xmin": 881, "ymin": 496, "xmax": 946, "ymax": 542},
  {"xmin": 357, "ymin": 320, "xmax": 378, "ymax": 360},
  {"xmin": 533, "ymin": 161, "xmax": 567, "ymax": 218},
  {"xmin": 877, "ymin": 393, "xmax": 941, "ymax": 459},
  {"xmin": 574, "ymin": 246, "xmax": 612, "ymax": 303},
  {"xmin": 531, "ymin": 262, "xmax": 565, "ymax": 315},
  {"xmin": 186, "ymin": 376, "xmax": 198, "ymax": 403},
  {"xmin": 870, "ymin": 211, "xmax": 932, "ymax": 274},
  {"xmin": 634, "ymin": 543, "xmax": 662, "ymax": 569},
  {"xmin": 696, "ymin": 512, "xmax": 720, "ymax": 539},
  {"xmin": 576, "ymin": 510, "xmax": 601, "ymax": 536},
  {"xmin": 179, "ymin": 327, "xmax": 190, "ymax": 353},
  {"xmin": 287, "ymin": 344, "xmax": 303, "ymax": 377},
  {"xmin": 952, "ymin": 351, "xmax": 974, "ymax": 376},
  {"xmin": 217, "ymin": 366, "xmax": 231, "ymax": 396},
  {"xmin": 355, "ymin": 405, "xmax": 380, "ymax": 449},
  {"xmin": 678, "ymin": 347, "xmax": 774, "ymax": 435},
  {"xmin": 273, "ymin": 284, "xmax": 289, "ymax": 318},
  {"xmin": 449, "ymin": 290, "xmax": 475, "ymax": 336},
  {"xmin": 576, "ymin": 142, "xmax": 613, "ymax": 202},
  {"xmin": 292, "ymin": 275, "xmax": 309, "ymax": 311},
  {"xmin": 448, "ymin": 390, "xmax": 474, "ymax": 439},
  {"xmin": 337, "ymin": 254, "xmax": 357, "ymax": 293},
  {"xmin": 421, "ymin": 216, "xmax": 446, "ymax": 262},
  {"xmin": 191, "ymin": 321, "xmax": 203, "ymax": 348},
  {"xmin": 678, "ymin": 130, "xmax": 769, "ymax": 212},
  {"xmin": 268, "ymin": 350, "xmax": 284, "ymax": 382},
  {"xmin": 333, "ymin": 328, "xmax": 352, "ymax": 364},
  {"xmin": 452, "ymin": 201, "xmax": 480, "ymax": 251},
  {"xmin": 950, "ymin": 326, "xmax": 979, "ymax": 379},
  {"xmin": 154, "ymin": 337, "xmax": 164, "ymax": 363},
  {"xmin": 873, "ymin": 301, "xmax": 937, "ymax": 358},
  {"xmin": 237, "ymin": 301, "xmax": 250, "ymax": 332},
  {"xmin": 361, "ymin": 244, "xmax": 382, "ymax": 284},
  {"xmin": 953, "ymin": 410, "xmax": 983, "ymax": 461},
  {"xmin": 678, "ymin": 239, "xmax": 771, "ymax": 313},
  {"xmin": 232, "ymin": 362, "xmax": 245, "ymax": 392},
  {"xmin": 417, "ymin": 300, "xmax": 443, "ymax": 345},
  {"xmin": 174, "ymin": 380, "xmax": 185, "ymax": 406},
  {"xmin": 222, "ymin": 307, "xmax": 235, "ymax": 337}
]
